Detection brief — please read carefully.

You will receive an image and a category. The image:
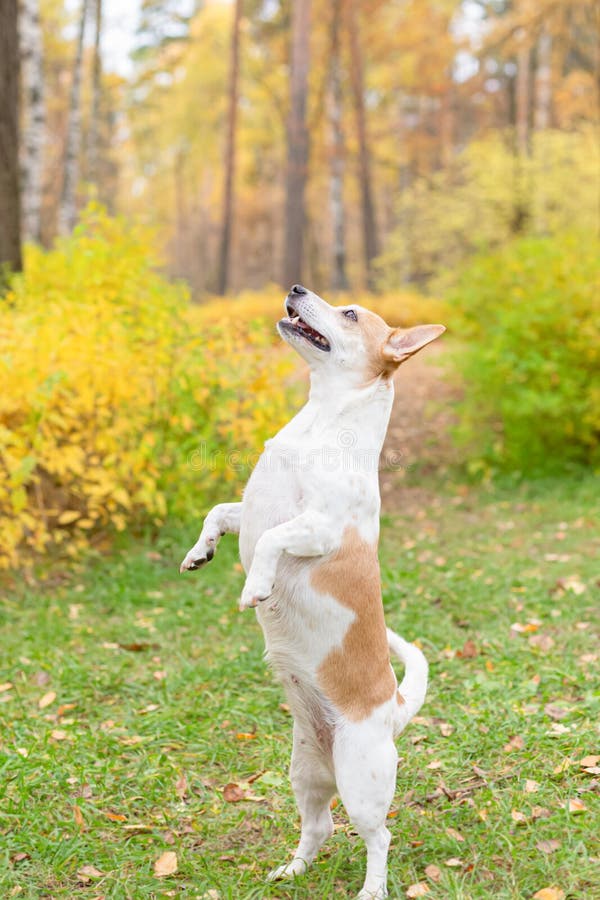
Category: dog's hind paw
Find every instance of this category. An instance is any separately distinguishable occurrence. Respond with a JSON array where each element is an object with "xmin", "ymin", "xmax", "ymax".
[
  {"xmin": 356, "ymin": 887, "xmax": 388, "ymax": 899},
  {"xmin": 266, "ymin": 858, "xmax": 308, "ymax": 882}
]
